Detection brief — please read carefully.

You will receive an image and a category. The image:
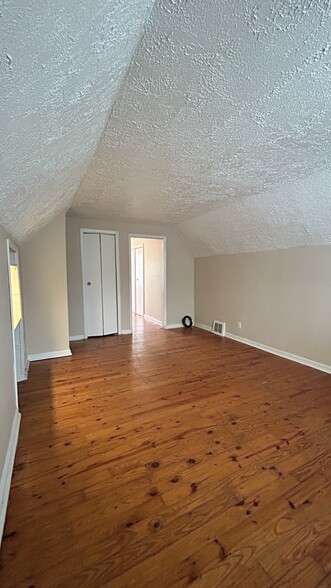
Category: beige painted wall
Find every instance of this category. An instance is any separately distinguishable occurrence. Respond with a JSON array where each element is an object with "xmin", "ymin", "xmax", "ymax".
[
  {"xmin": 131, "ymin": 237, "xmax": 164, "ymax": 323},
  {"xmin": 0, "ymin": 224, "xmax": 19, "ymax": 494},
  {"xmin": 195, "ymin": 246, "xmax": 331, "ymax": 367},
  {"xmin": 21, "ymin": 213, "xmax": 70, "ymax": 356},
  {"xmin": 66, "ymin": 216, "xmax": 194, "ymax": 336}
]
